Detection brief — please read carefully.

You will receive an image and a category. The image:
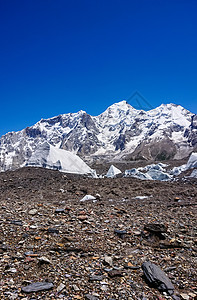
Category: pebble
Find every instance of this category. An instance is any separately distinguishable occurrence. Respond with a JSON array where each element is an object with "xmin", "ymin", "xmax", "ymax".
[
  {"xmin": 28, "ymin": 209, "xmax": 38, "ymax": 215},
  {"xmin": 85, "ymin": 294, "xmax": 99, "ymax": 300},
  {"xmin": 180, "ymin": 294, "xmax": 190, "ymax": 300},
  {"xmin": 89, "ymin": 275, "xmax": 104, "ymax": 281},
  {"xmin": 57, "ymin": 283, "xmax": 66, "ymax": 293},
  {"xmin": 55, "ymin": 208, "xmax": 65, "ymax": 213},
  {"xmin": 37, "ymin": 256, "xmax": 52, "ymax": 264},
  {"xmin": 104, "ymin": 255, "xmax": 113, "ymax": 266},
  {"xmin": 47, "ymin": 228, "xmax": 59, "ymax": 234}
]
